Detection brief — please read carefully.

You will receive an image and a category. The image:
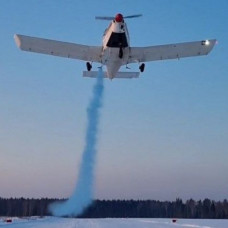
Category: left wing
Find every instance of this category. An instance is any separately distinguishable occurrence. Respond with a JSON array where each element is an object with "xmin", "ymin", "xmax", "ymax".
[
  {"xmin": 128, "ymin": 39, "xmax": 216, "ymax": 63},
  {"xmin": 14, "ymin": 34, "xmax": 102, "ymax": 63}
]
